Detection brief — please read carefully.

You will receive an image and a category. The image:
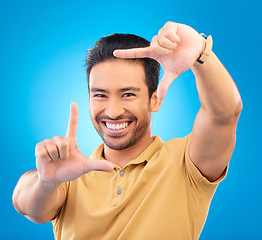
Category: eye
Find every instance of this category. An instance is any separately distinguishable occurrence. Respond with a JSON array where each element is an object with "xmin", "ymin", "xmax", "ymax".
[
  {"xmin": 123, "ymin": 93, "xmax": 135, "ymax": 98},
  {"xmin": 93, "ymin": 94, "xmax": 107, "ymax": 98}
]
